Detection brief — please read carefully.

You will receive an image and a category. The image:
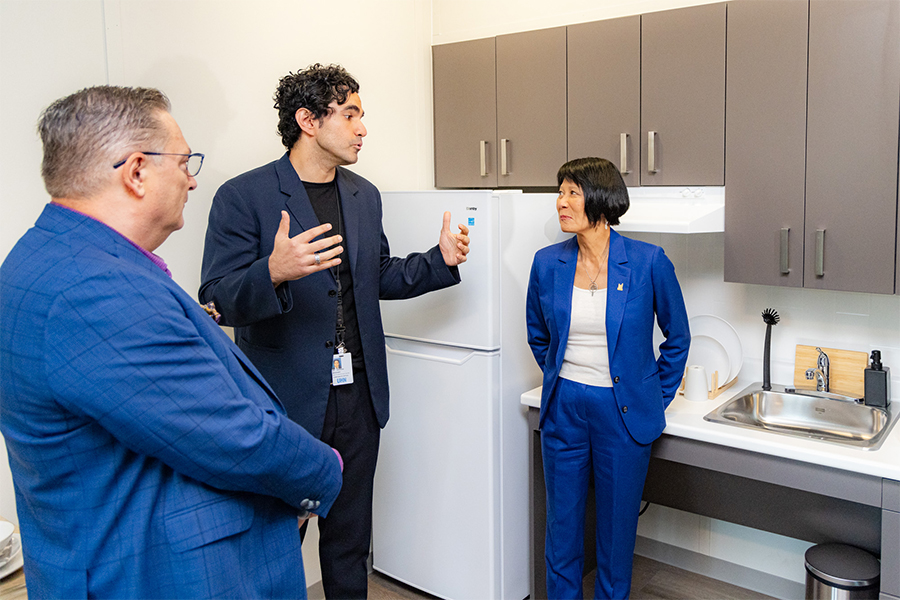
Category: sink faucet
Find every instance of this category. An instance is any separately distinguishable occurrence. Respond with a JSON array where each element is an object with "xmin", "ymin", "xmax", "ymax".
[{"xmin": 805, "ymin": 347, "xmax": 830, "ymax": 392}]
